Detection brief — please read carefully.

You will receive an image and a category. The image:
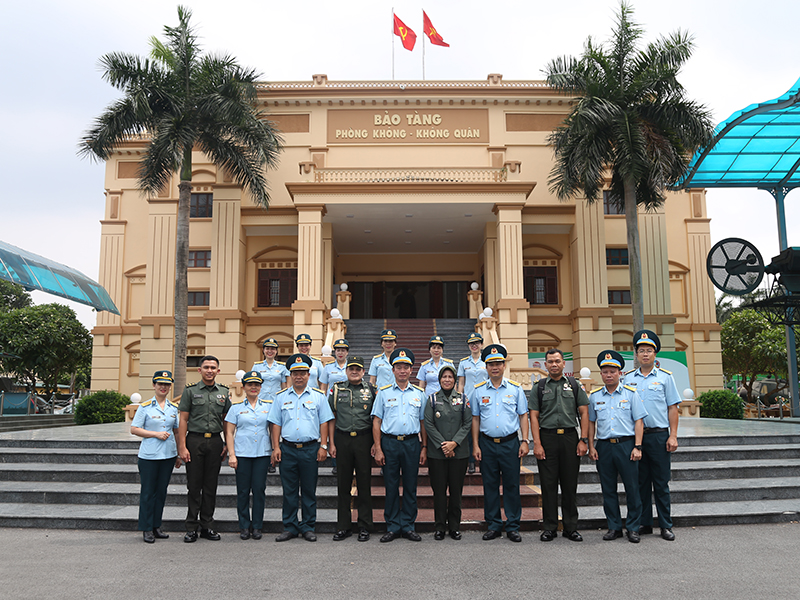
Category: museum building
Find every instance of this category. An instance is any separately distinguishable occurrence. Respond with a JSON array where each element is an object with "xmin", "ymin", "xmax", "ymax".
[{"xmin": 89, "ymin": 74, "xmax": 723, "ymax": 397}]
